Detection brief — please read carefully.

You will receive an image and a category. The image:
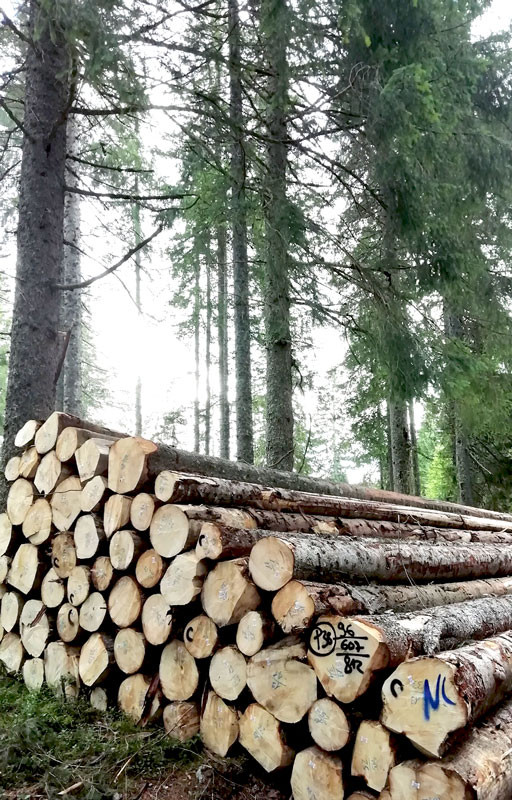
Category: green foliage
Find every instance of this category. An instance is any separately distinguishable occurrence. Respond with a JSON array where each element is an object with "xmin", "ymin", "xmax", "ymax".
[
  {"xmin": 0, "ymin": 671, "xmax": 202, "ymax": 798},
  {"xmin": 417, "ymin": 400, "xmax": 456, "ymax": 500}
]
